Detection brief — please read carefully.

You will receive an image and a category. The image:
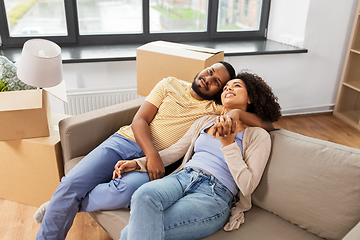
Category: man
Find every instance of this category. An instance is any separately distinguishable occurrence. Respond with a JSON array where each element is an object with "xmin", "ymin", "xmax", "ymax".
[{"xmin": 35, "ymin": 61, "xmax": 271, "ymax": 240}]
